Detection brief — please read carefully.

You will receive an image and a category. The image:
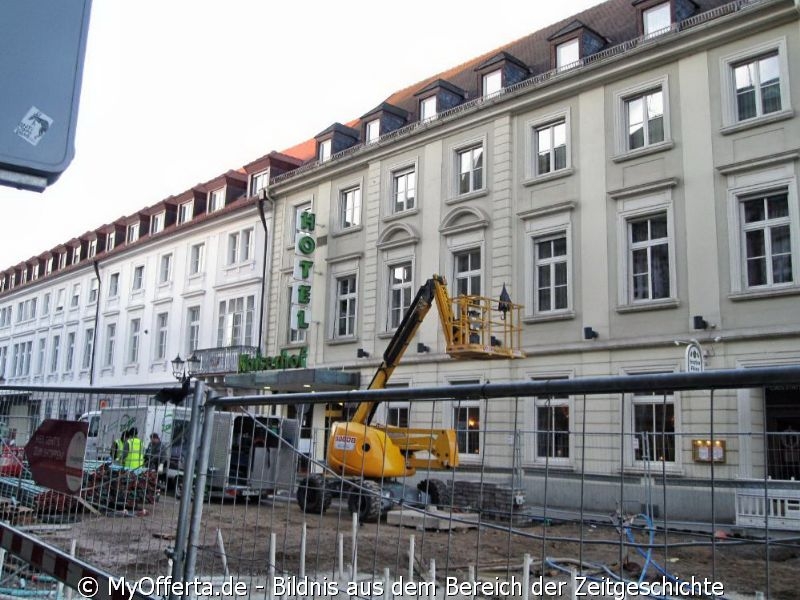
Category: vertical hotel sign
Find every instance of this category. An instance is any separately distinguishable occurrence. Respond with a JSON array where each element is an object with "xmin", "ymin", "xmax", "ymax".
[{"xmin": 291, "ymin": 210, "xmax": 316, "ymax": 332}]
